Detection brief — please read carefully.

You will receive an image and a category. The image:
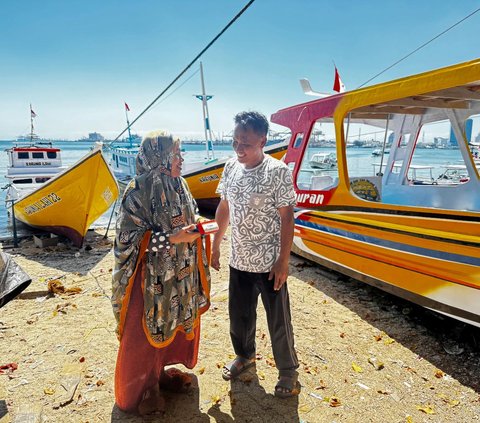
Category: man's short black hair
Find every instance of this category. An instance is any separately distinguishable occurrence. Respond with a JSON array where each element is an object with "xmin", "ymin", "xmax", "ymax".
[{"xmin": 234, "ymin": 111, "xmax": 269, "ymax": 136}]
